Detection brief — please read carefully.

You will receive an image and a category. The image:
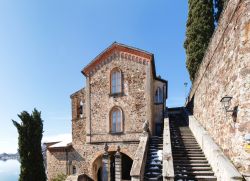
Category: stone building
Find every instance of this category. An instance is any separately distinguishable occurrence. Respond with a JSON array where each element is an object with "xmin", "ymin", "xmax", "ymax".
[
  {"xmin": 46, "ymin": 42, "xmax": 167, "ymax": 181},
  {"xmin": 46, "ymin": 1, "xmax": 250, "ymax": 180}
]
